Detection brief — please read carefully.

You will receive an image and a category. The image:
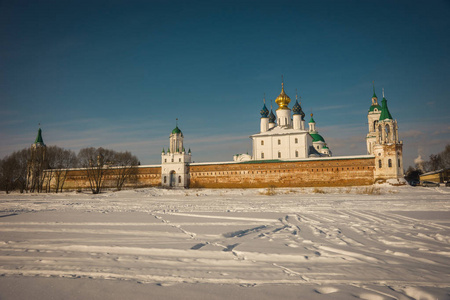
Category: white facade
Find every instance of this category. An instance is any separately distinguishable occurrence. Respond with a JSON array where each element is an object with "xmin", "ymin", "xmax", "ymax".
[
  {"xmin": 250, "ymin": 82, "xmax": 331, "ymax": 161},
  {"xmin": 161, "ymin": 127, "xmax": 191, "ymax": 188},
  {"xmin": 366, "ymin": 88, "xmax": 404, "ymax": 180}
]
